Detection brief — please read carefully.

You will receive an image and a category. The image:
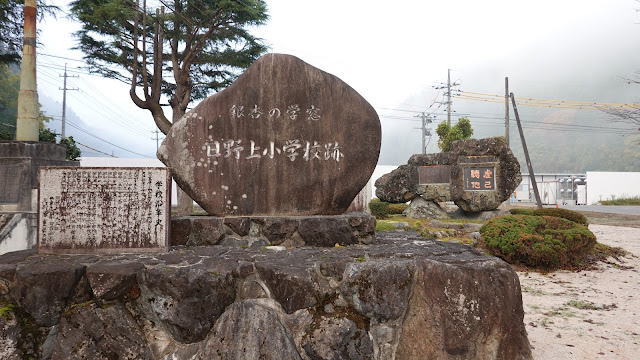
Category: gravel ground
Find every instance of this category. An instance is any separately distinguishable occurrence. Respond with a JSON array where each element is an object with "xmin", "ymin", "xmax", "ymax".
[{"xmin": 520, "ymin": 224, "xmax": 640, "ymax": 359}]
